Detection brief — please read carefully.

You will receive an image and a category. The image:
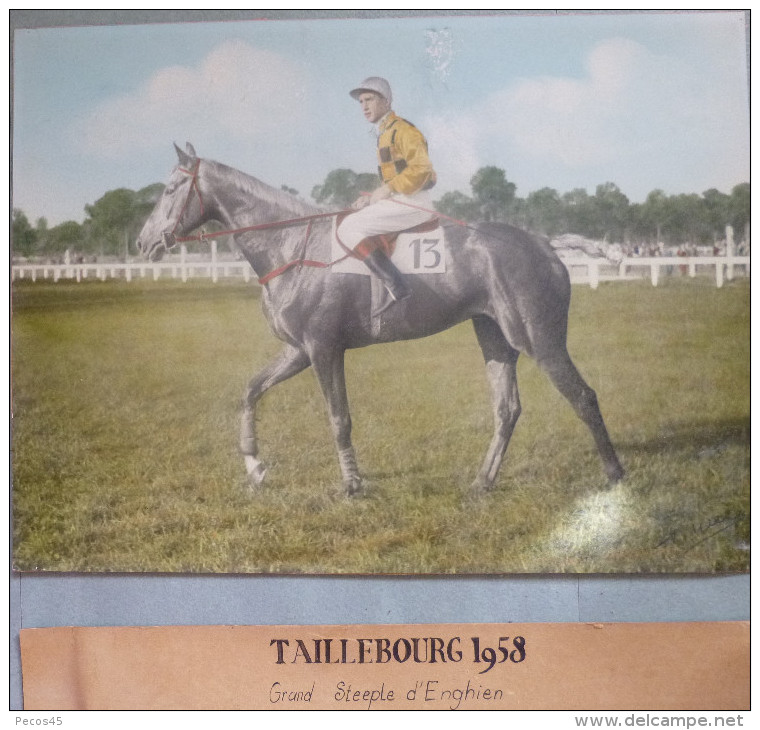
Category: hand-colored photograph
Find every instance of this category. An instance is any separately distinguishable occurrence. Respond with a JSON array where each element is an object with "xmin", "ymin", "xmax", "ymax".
[{"xmin": 11, "ymin": 10, "xmax": 749, "ymax": 574}]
